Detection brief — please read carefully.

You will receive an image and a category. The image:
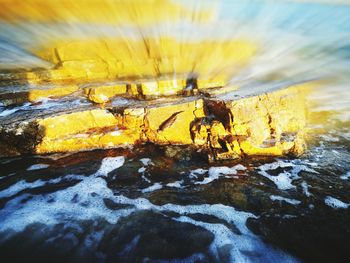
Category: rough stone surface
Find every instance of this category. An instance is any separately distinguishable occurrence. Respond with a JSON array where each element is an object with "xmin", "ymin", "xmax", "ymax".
[
  {"xmin": 99, "ymin": 210, "xmax": 214, "ymax": 261},
  {"xmin": 0, "ymin": 81, "xmax": 310, "ymax": 160}
]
